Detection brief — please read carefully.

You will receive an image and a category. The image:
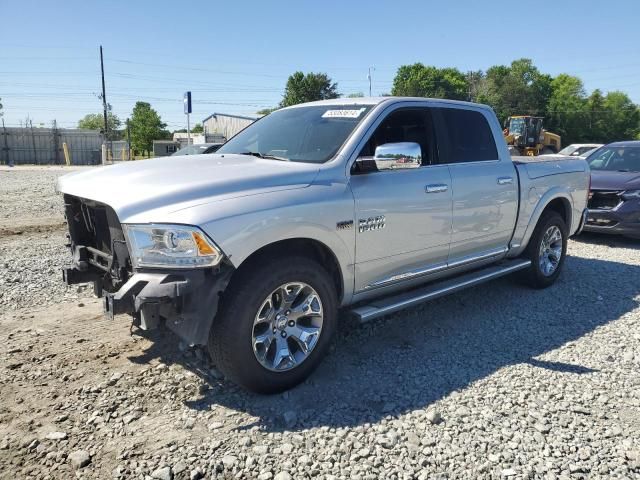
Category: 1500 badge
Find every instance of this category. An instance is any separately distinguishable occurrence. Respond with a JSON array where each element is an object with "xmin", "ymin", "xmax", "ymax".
[{"xmin": 359, "ymin": 215, "xmax": 386, "ymax": 232}]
